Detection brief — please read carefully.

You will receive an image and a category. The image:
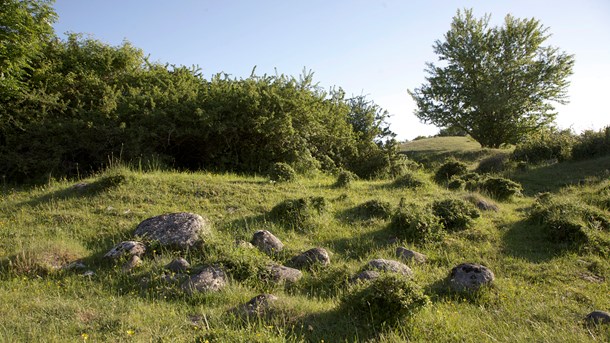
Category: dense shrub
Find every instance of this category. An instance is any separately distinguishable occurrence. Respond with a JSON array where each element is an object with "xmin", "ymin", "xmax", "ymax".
[
  {"xmin": 476, "ymin": 153, "xmax": 510, "ymax": 174},
  {"xmin": 269, "ymin": 162, "xmax": 297, "ymax": 183},
  {"xmin": 432, "ymin": 198, "xmax": 480, "ymax": 232},
  {"xmin": 353, "ymin": 200, "xmax": 393, "ymax": 220},
  {"xmin": 434, "ymin": 161, "xmax": 468, "ymax": 183},
  {"xmin": 571, "ymin": 126, "xmax": 610, "ymax": 160},
  {"xmin": 340, "ymin": 273, "xmax": 429, "ymax": 328},
  {"xmin": 269, "ymin": 197, "xmax": 329, "ymax": 231},
  {"xmin": 392, "ymin": 170, "xmax": 426, "ymax": 189},
  {"xmin": 479, "ymin": 177, "xmax": 522, "ymax": 200},
  {"xmin": 447, "ymin": 178, "xmax": 465, "ymax": 190},
  {"xmin": 334, "ymin": 170, "xmax": 357, "ymax": 188},
  {"xmin": 390, "ymin": 204, "xmax": 444, "ymax": 242},
  {"xmin": 512, "ymin": 129, "xmax": 576, "ymax": 163}
]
